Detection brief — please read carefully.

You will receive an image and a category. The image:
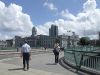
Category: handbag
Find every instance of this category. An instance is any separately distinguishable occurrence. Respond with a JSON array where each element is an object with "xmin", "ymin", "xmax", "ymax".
[{"xmin": 53, "ymin": 48, "xmax": 59, "ymax": 54}]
